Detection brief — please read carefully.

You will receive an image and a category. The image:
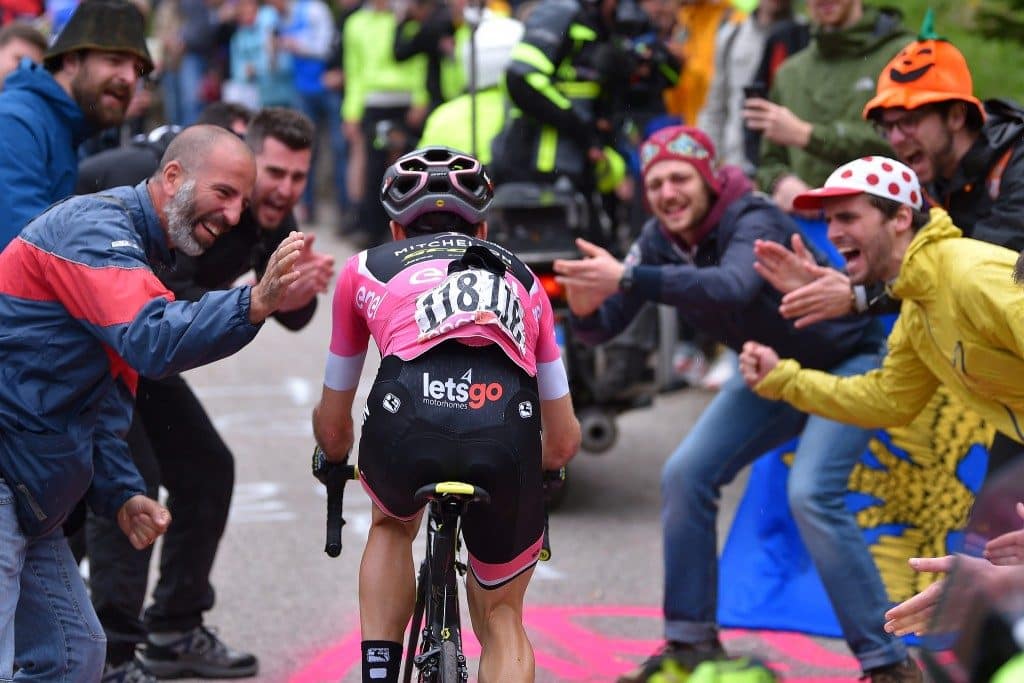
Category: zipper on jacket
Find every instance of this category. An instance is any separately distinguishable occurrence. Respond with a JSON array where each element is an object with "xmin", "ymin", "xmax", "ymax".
[{"xmin": 15, "ymin": 484, "xmax": 48, "ymax": 521}]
